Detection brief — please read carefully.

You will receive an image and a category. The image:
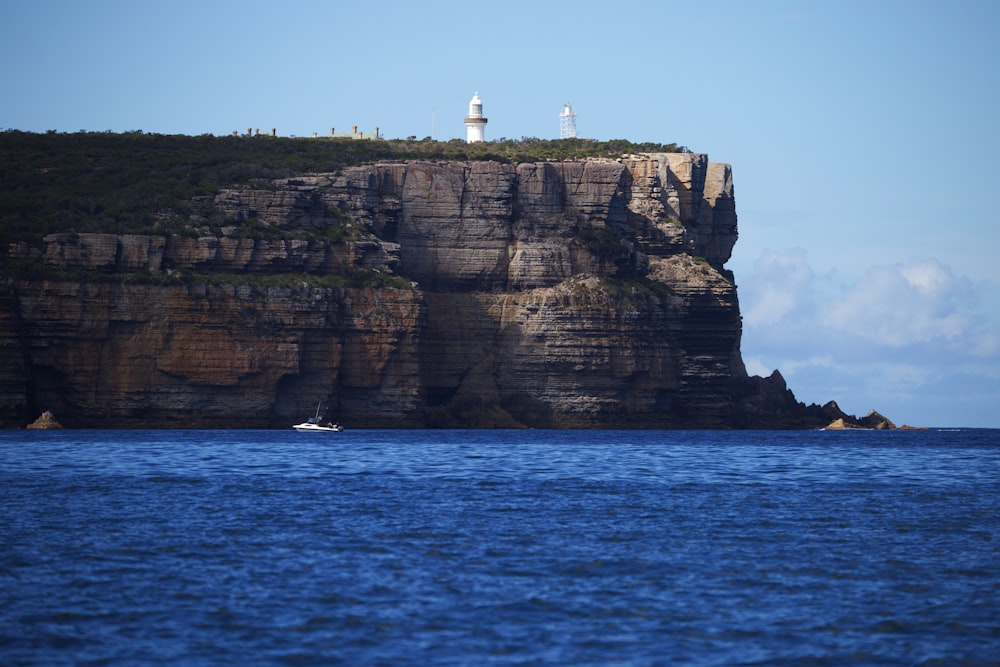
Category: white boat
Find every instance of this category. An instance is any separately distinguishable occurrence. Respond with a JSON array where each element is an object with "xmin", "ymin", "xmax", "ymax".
[
  {"xmin": 292, "ymin": 420, "xmax": 343, "ymax": 432},
  {"xmin": 292, "ymin": 403, "xmax": 344, "ymax": 432}
]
